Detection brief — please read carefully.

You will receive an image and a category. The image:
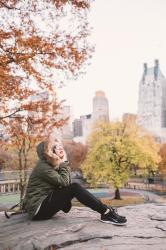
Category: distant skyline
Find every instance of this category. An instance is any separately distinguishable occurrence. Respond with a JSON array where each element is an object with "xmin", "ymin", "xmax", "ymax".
[{"xmin": 58, "ymin": 0, "xmax": 166, "ymax": 120}]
